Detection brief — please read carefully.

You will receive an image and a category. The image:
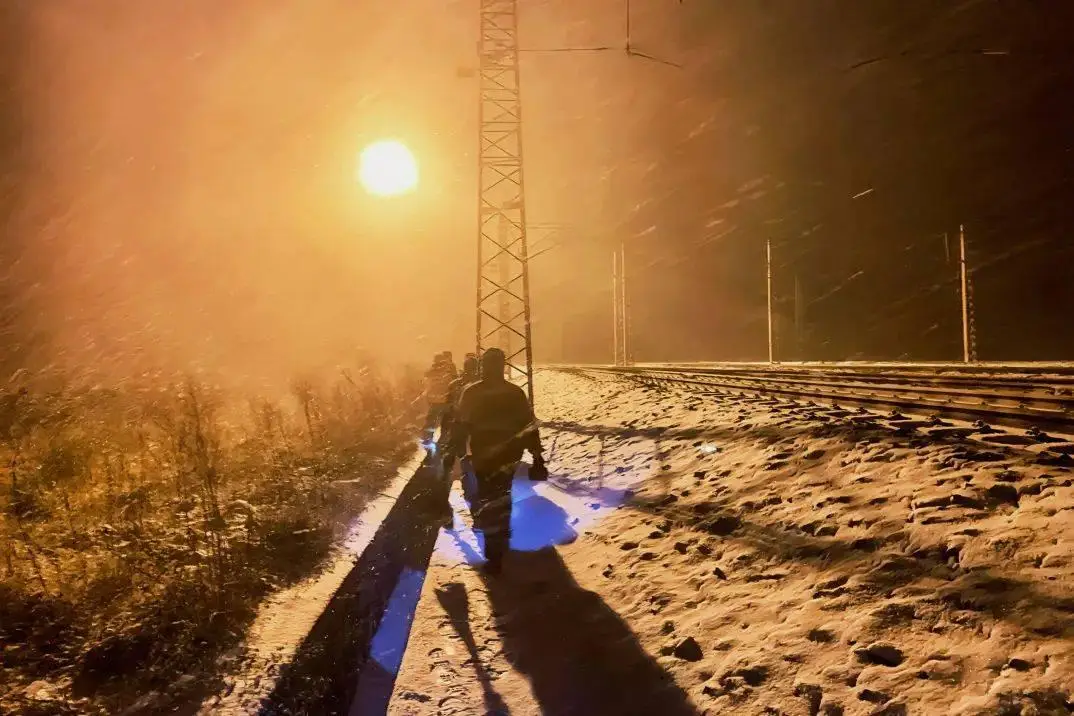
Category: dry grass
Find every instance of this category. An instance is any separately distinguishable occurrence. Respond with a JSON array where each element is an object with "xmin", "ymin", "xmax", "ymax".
[{"xmin": 0, "ymin": 364, "xmax": 422, "ymax": 714}]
